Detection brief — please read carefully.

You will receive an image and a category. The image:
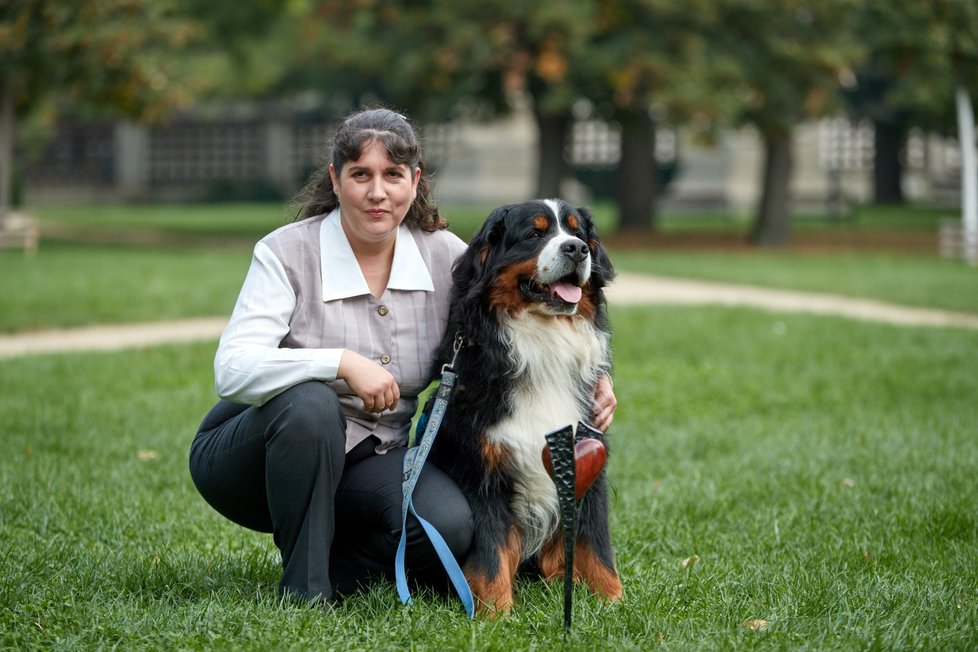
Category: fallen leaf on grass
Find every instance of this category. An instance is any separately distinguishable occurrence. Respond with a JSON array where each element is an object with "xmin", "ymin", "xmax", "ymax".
[
  {"xmin": 681, "ymin": 555, "xmax": 701, "ymax": 570},
  {"xmin": 742, "ymin": 619, "xmax": 771, "ymax": 632},
  {"xmin": 137, "ymin": 450, "xmax": 158, "ymax": 461}
]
